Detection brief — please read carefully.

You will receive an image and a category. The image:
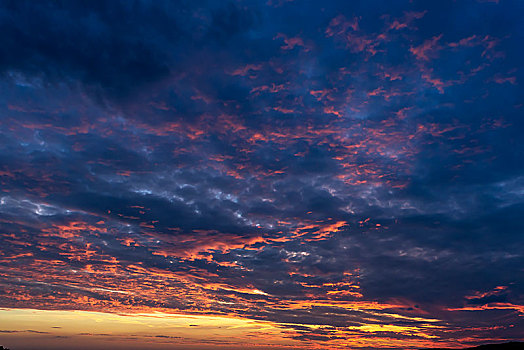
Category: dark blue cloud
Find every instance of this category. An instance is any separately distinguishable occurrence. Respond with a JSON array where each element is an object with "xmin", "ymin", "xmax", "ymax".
[{"xmin": 0, "ymin": 0, "xmax": 523, "ymax": 348}]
